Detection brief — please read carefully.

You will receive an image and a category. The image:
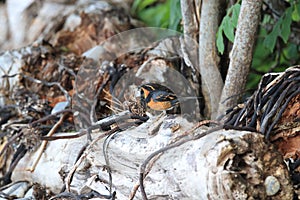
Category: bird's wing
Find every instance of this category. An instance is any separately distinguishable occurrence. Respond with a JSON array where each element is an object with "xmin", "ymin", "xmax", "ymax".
[{"xmin": 151, "ymin": 90, "xmax": 177, "ymax": 102}]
